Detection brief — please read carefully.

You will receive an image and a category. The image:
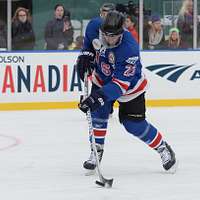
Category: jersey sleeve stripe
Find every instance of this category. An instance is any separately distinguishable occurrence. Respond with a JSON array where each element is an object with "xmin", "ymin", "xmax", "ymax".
[
  {"xmin": 117, "ymin": 74, "xmax": 148, "ymax": 102},
  {"xmin": 112, "ymin": 78, "xmax": 130, "ymax": 92},
  {"xmin": 126, "ymin": 78, "xmax": 147, "ymax": 96},
  {"xmin": 92, "ymin": 72, "xmax": 104, "ymax": 87}
]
